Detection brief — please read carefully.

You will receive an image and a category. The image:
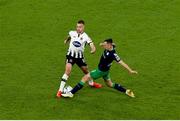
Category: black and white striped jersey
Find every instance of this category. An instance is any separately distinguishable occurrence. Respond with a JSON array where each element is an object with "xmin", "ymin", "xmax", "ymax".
[{"xmin": 67, "ymin": 30, "xmax": 92, "ymax": 58}]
